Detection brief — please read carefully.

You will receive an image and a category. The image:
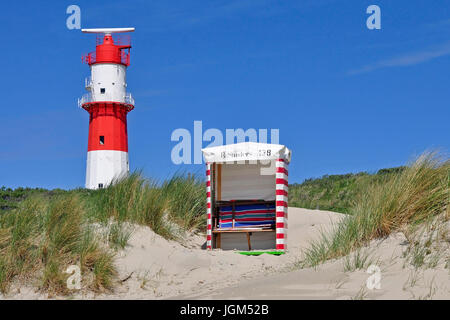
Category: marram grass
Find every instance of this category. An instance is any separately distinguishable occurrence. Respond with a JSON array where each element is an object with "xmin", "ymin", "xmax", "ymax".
[
  {"xmin": 303, "ymin": 151, "xmax": 450, "ymax": 268},
  {"xmin": 0, "ymin": 172, "xmax": 205, "ymax": 295}
]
